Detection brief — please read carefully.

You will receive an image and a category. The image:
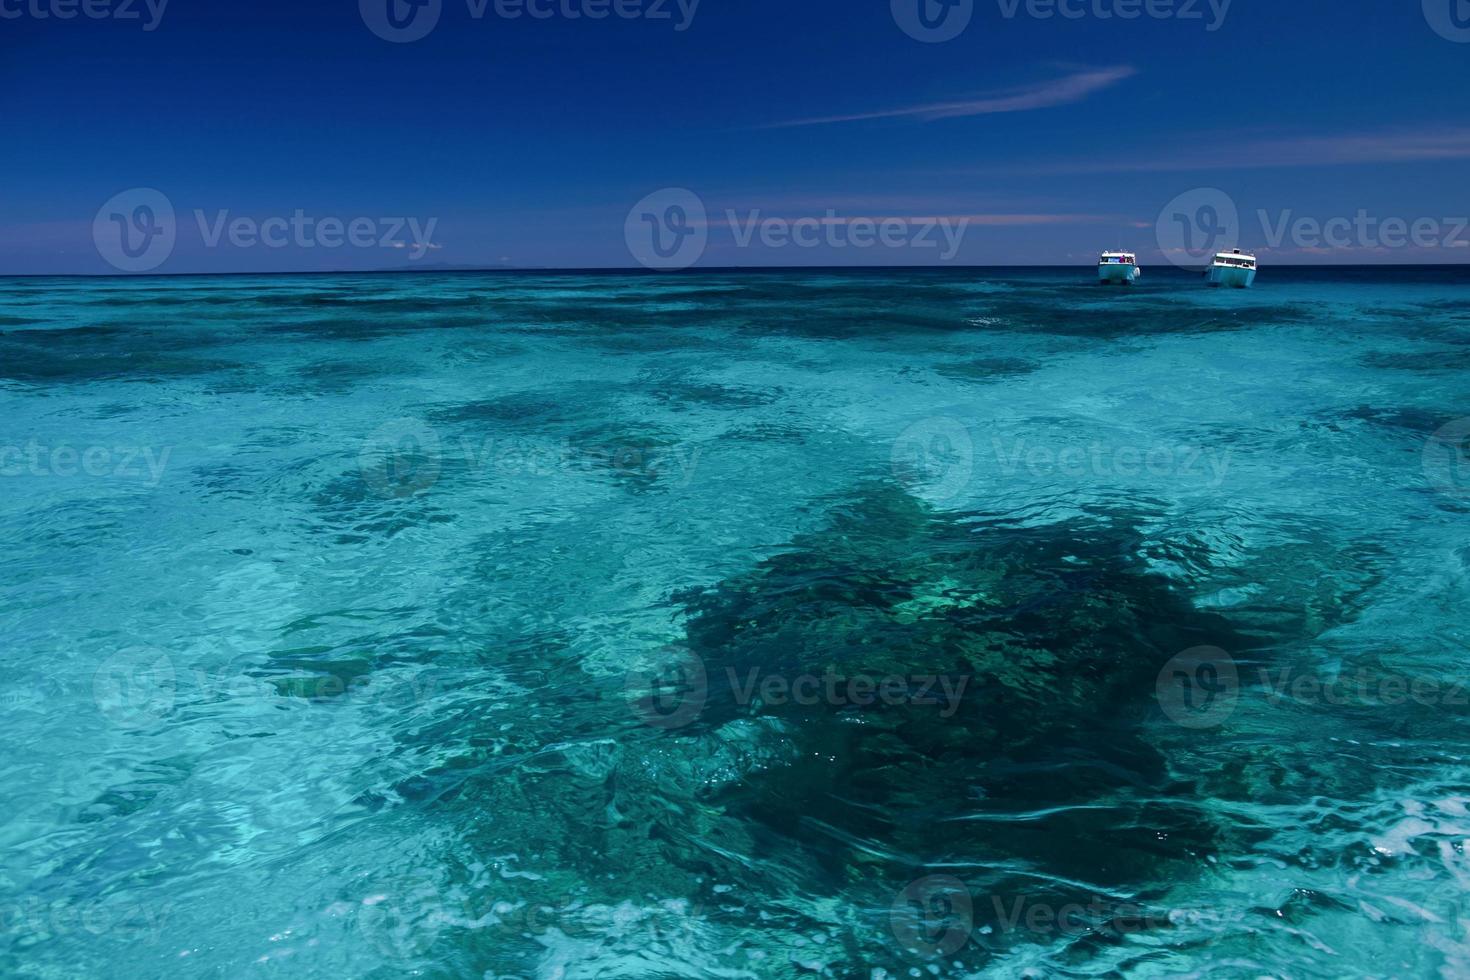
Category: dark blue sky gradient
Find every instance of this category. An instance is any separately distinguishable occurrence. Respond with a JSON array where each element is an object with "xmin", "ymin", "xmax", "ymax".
[{"xmin": 2, "ymin": 0, "xmax": 1467, "ymax": 271}]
